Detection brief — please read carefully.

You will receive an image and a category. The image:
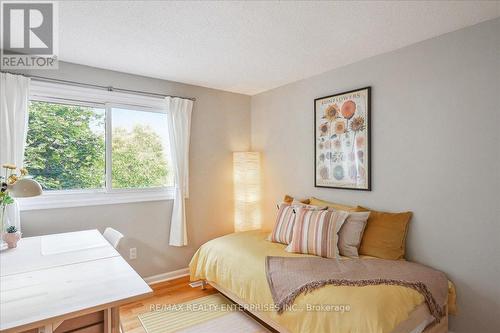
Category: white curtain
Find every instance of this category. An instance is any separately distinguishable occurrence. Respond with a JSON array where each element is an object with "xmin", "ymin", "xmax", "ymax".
[
  {"xmin": 0, "ymin": 73, "xmax": 31, "ymax": 232},
  {"xmin": 166, "ymin": 97, "xmax": 193, "ymax": 246}
]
